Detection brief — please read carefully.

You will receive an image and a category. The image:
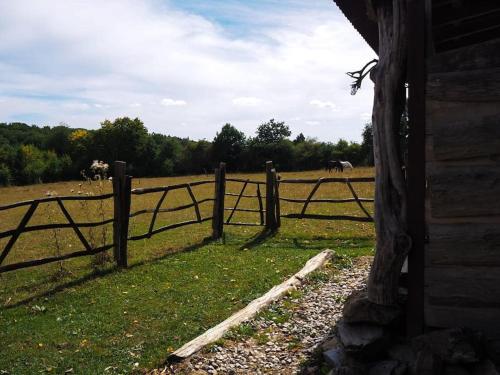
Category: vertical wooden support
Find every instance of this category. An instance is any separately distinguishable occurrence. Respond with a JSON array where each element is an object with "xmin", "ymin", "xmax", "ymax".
[
  {"xmin": 406, "ymin": 0, "xmax": 426, "ymax": 336},
  {"xmin": 212, "ymin": 162, "xmax": 226, "ymax": 239},
  {"xmin": 256, "ymin": 184, "xmax": 265, "ymax": 225},
  {"xmin": 274, "ymin": 171, "xmax": 281, "ymax": 228},
  {"xmin": 265, "ymin": 161, "xmax": 277, "ymax": 230},
  {"xmin": 367, "ymin": 0, "xmax": 411, "ymax": 306},
  {"xmin": 113, "ymin": 161, "xmax": 131, "ymax": 268}
]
